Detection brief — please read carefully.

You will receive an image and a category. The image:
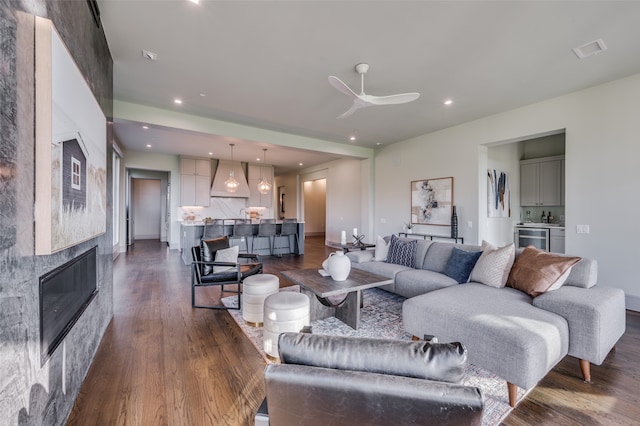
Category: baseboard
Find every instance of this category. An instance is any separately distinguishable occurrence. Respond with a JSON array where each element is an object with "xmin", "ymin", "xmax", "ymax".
[
  {"xmin": 134, "ymin": 235, "xmax": 160, "ymax": 240},
  {"xmin": 626, "ymin": 294, "xmax": 640, "ymax": 312},
  {"xmin": 305, "ymin": 232, "xmax": 325, "ymax": 237}
]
